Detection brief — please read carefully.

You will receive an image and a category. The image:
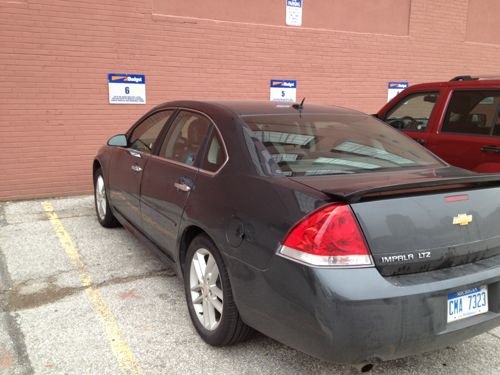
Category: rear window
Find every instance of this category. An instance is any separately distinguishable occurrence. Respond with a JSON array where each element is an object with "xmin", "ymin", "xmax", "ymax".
[{"xmin": 242, "ymin": 113, "xmax": 443, "ymax": 177}]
